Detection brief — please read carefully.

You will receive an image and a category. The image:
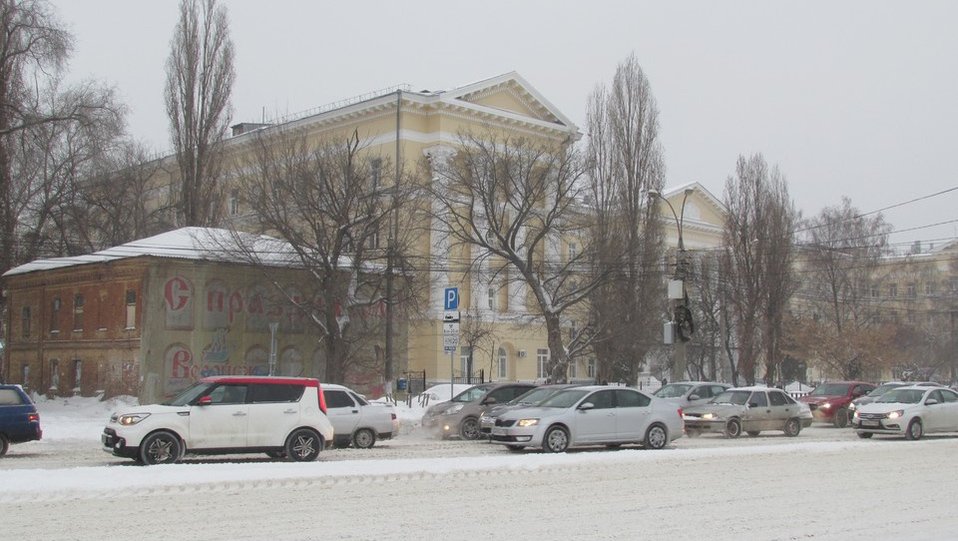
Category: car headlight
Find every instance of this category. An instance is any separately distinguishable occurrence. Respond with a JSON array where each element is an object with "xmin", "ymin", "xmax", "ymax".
[
  {"xmin": 517, "ymin": 418, "xmax": 539, "ymax": 428},
  {"xmin": 445, "ymin": 404, "xmax": 464, "ymax": 414},
  {"xmin": 848, "ymin": 402, "xmax": 856, "ymax": 411},
  {"xmin": 820, "ymin": 402, "xmax": 832, "ymax": 410},
  {"xmin": 886, "ymin": 410, "xmax": 904, "ymax": 420},
  {"xmin": 118, "ymin": 413, "xmax": 150, "ymax": 426},
  {"xmin": 852, "ymin": 410, "xmax": 860, "ymax": 420},
  {"xmin": 701, "ymin": 412, "xmax": 716, "ymax": 420}
]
